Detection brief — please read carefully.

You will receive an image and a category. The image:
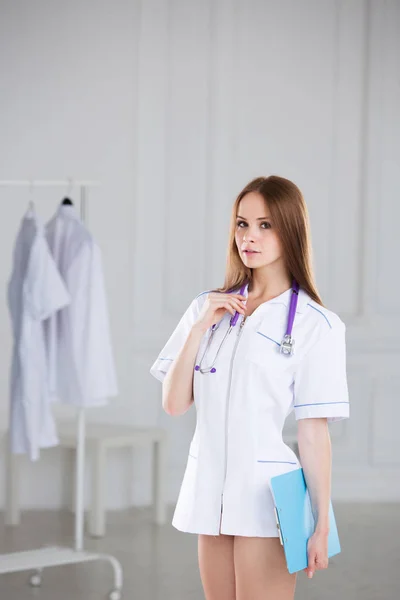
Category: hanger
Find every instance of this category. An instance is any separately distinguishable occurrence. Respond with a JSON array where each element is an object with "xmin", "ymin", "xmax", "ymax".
[
  {"xmin": 62, "ymin": 177, "xmax": 74, "ymax": 205},
  {"xmin": 28, "ymin": 179, "xmax": 35, "ymax": 212}
]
